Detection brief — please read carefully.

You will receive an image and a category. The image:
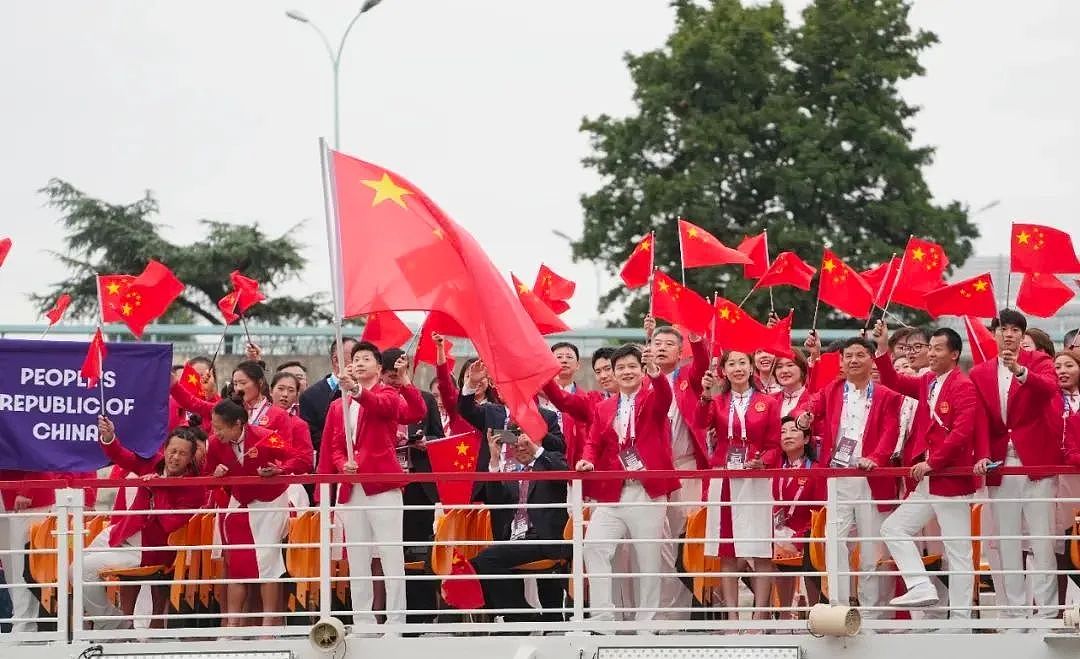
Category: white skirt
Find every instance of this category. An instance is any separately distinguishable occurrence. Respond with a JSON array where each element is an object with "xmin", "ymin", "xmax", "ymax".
[{"xmin": 704, "ymin": 476, "xmax": 774, "ymax": 558}]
